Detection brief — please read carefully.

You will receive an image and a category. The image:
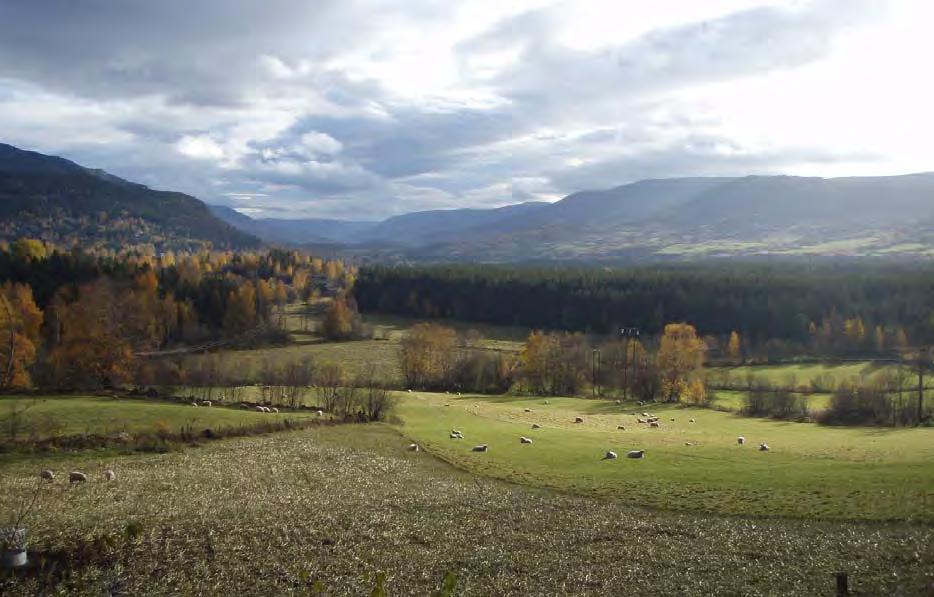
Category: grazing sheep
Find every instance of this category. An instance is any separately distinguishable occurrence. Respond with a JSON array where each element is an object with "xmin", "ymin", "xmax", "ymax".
[
  {"xmin": 626, "ymin": 450, "xmax": 646, "ymax": 459},
  {"xmin": 520, "ymin": 436, "xmax": 533, "ymax": 444},
  {"xmin": 615, "ymin": 400, "xmax": 622, "ymax": 405},
  {"xmin": 69, "ymin": 471, "xmax": 88, "ymax": 483},
  {"xmin": 201, "ymin": 400, "xmax": 212, "ymax": 407},
  {"xmin": 39, "ymin": 469, "xmax": 54, "ymax": 482},
  {"xmin": 531, "ymin": 423, "xmax": 541, "ymax": 429},
  {"xmin": 603, "ymin": 451, "xmax": 618, "ymax": 460},
  {"xmin": 642, "ymin": 412, "xmax": 650, "ymax": 417},
  {"xmin": 103, "ymin": 469, "xmax": 116, "ymax": 481},
  {"xmin": 649, "ymin": 421, "xmax": 660, "ymax": 428},
  {"xmin": 408, "ymin": 443, "xmax": 420, "ymax": 452},
  {"xmin": 271, "ymin": 407, "xmax": 279, "ymax": 414},
  {"xmin": 444, "ymin": 403, "xmax": 451, "ymax": 407},
  {"xmin": 737, "ymin": 436, "xmax": 746, "ymax": 445},
  {"xmin": 543, "ymin": 400, "xmax": 550, "ymax": 405},
  {"xmin": 637, "ymin": 418, "xmax": 646, "ymax": 424},
  {"xmin": 316, "ymin": 410, "xmax": 324, "ymax": 416},
  {"xmin": 407, "ymin": 389, "xmax": 413, "ymax": 393},
  {"xmin": 191, "ymin": 402, "xmax": 199, "ymax": 407},
  {"xmin": 617, "ymin": 425, "xmax": 626, "ymax": 430},
  {"xmin": 759, "ymin": 443, "xmax": 770, "ymax": 452},
  {"xmin": 449, "ymin": 432, "xmax": 463, "ymax": 439},
  {"xmin": 456, "ymin": 392, "xmax": 462, "ymax": 396},
  {"xmin": 685, "ymin": 442, "xmax": 694, "ymax": 446},
  {"xmin": 689, "ymin": 418, "xmax": 696, "ymax": 423},
  {"xmin": 451, "ymin": 429, "xmax": 463, "ymax": 435},
  {"xmin": 524, "ymin": 408, "xmax": 532, "ymax": 413},
  {"xmin": 574, "ymin": 417, "xmax": 584, "ymax": 423},
  {"xmin": 670, "ymin": 418, "xmax": 675, "ymax": 422},
  {"xmin": 472, "ymin": 444, "xmax": 488, "ymax": 452}
]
